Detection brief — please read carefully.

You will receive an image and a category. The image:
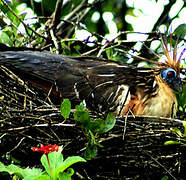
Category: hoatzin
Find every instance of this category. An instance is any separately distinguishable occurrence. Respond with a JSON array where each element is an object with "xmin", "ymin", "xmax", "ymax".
[{"xmin": 0, "ymin": 38, "xmax": 184, "ymax": 118}]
